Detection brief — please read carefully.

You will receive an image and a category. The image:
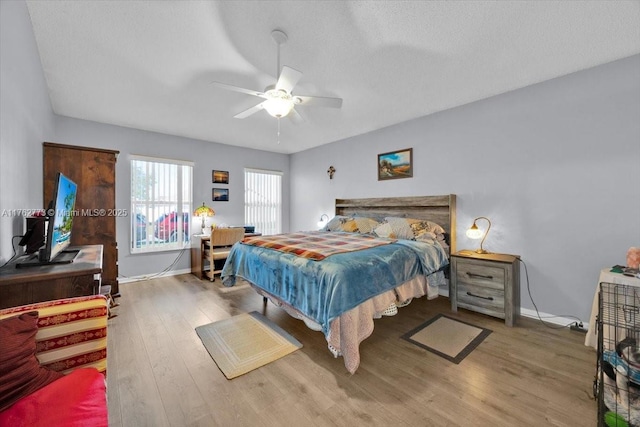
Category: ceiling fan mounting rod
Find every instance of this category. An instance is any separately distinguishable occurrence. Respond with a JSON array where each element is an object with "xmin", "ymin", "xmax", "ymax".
[{"xmin": 271, "ymin": 29, "xmax": 288, "ymax": 78}]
